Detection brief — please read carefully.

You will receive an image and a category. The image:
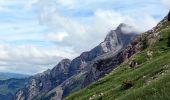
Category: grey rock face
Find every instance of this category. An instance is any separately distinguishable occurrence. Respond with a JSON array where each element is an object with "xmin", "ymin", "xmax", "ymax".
[
  {"xmin": 56, "ymin": 24, "xmax": 138, "ymax": 98},
  {"xmin": 82, "ymin": 12, "xmax": 170, "ymax": 87},
  {"xmin": 15, "ymin": 89, "xmax": 27, "ymax": 100},
  {"xmin": 15, "ymin": 23, "xmax": 138, "ymax": 100},
  {"xmin": 15, "ymin": 59, "xmax": 71, "ymax": 100},
  {"xmin": 67, "ymin": 26, "xmax": 126, "ymax": 76},
  {"xmin": 82, "ymin": 24, "xmax": 138, "ymax": 87}
]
